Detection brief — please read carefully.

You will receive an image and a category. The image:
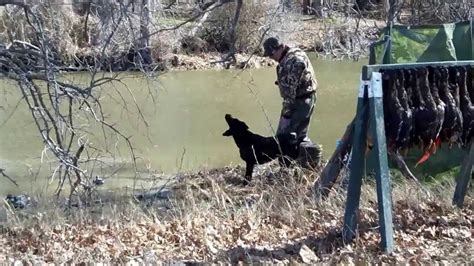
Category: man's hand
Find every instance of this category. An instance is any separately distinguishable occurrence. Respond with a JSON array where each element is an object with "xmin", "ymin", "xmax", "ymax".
[{"xmin": 278, "ymin": 116, "xmax": 291, "ymax": 133}]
